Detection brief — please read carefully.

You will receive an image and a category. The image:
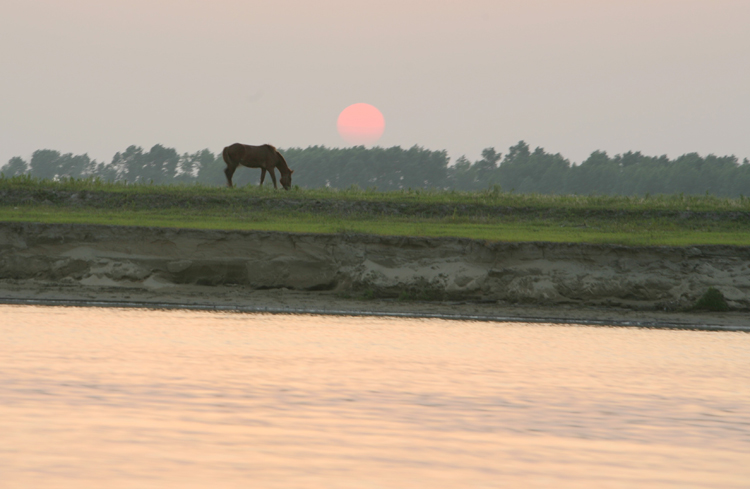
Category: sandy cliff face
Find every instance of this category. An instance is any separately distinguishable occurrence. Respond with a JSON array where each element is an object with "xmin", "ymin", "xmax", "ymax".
[{"xmin": 1, "ymin": 222, "xmax": 748, "ymax": 310}]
